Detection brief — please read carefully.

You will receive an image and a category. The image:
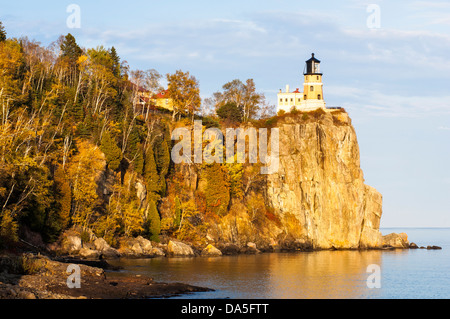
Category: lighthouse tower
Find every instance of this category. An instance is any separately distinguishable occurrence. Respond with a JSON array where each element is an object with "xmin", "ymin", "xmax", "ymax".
[
  {"xmin": 301, "ymin": 53, "xmax": 325, "ymax": 110},
  {"xmin": 277, "ymin": 53, "xmax": 326, "ymax": 113}
]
